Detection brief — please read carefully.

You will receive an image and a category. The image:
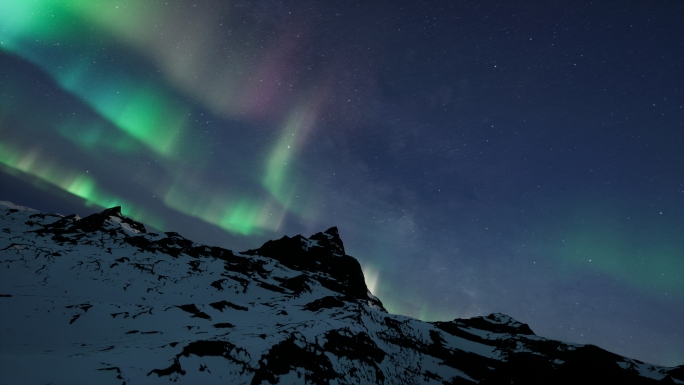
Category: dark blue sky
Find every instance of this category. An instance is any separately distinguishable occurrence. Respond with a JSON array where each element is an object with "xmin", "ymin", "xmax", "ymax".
[{"xmin": 0, "ymin": 0, "xmax": 682, "ymax": 366}]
